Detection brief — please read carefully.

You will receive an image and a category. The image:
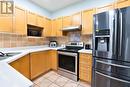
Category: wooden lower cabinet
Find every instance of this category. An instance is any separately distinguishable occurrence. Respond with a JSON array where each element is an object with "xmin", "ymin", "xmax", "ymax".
[
  {"xmin": 9, "ymin": 55, "xmax": 30, "ymax": 79},
  {"xmin": 30, "ymin": 51, "xmax": 51, "ymax": 80},
  {"xmin": 10, "ymin": 50, "xmax": 58, "ymax": 80},
  {"xmin": 79, "ymin": 53, "xmax": 92, "ymax": 83},
  {"xmin": 49, "ymin": 50, "xmax": 58, "ymax": 70}
]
